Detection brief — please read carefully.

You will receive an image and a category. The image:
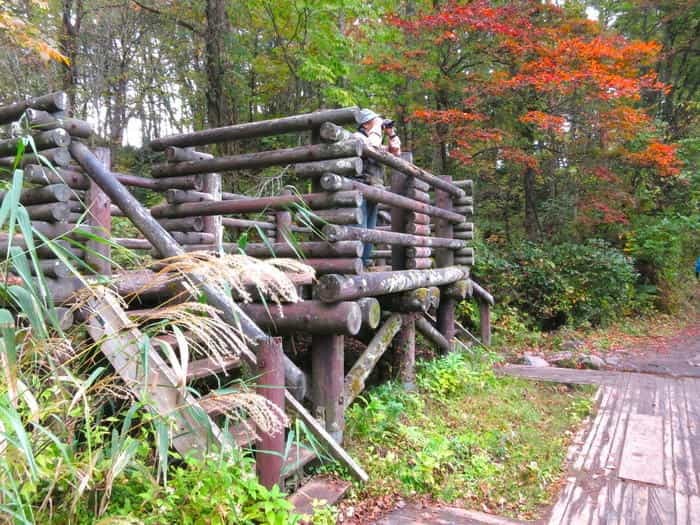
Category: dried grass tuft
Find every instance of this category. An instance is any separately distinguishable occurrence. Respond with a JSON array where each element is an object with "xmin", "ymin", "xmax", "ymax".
[{"xmin": 198, "ymin": 391, "xmax": 288, "ymax": 440}]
